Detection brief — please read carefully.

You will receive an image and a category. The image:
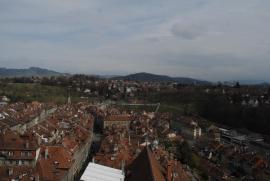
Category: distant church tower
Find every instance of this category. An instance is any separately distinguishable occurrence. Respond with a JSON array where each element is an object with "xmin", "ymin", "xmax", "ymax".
[{"xmin": 67, "ymin": 86, "xmax": 71, "ymax": 104}]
